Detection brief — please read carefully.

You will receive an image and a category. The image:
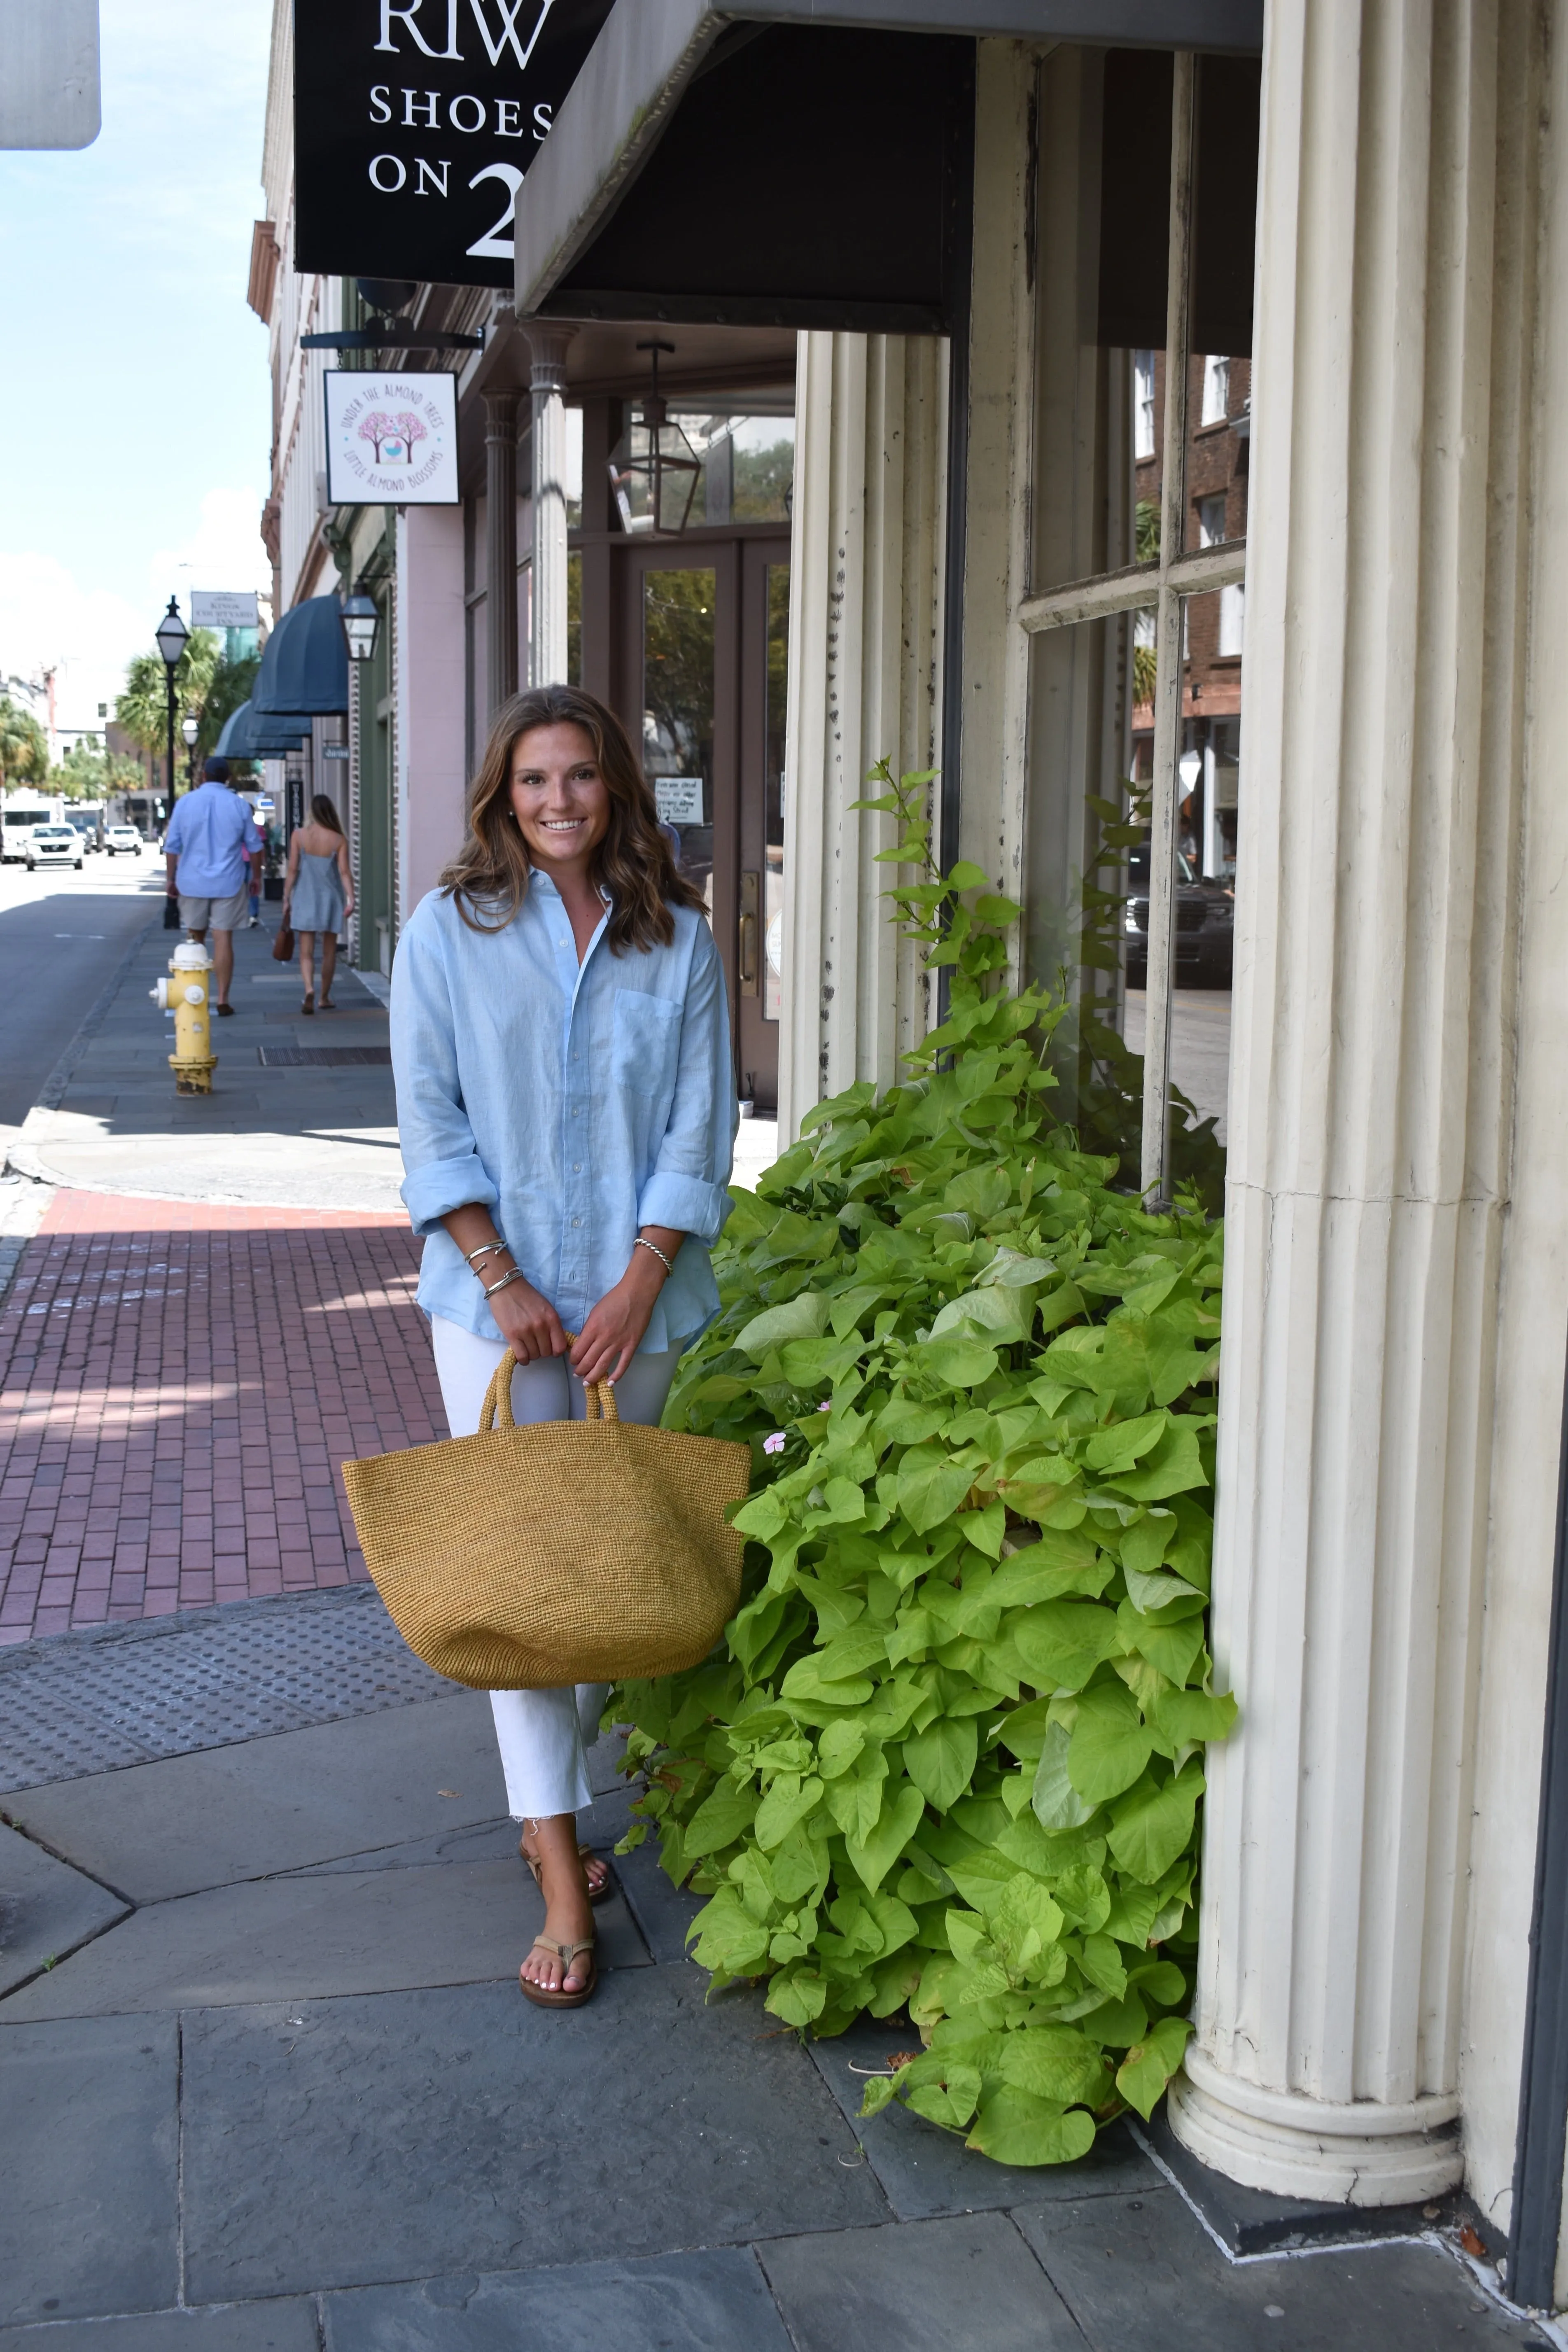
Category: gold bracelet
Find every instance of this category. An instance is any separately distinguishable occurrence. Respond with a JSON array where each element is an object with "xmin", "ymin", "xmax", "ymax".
[{"xmin": 633, "ymin": 1237, "xmax": 674, "ymax": 1278}]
